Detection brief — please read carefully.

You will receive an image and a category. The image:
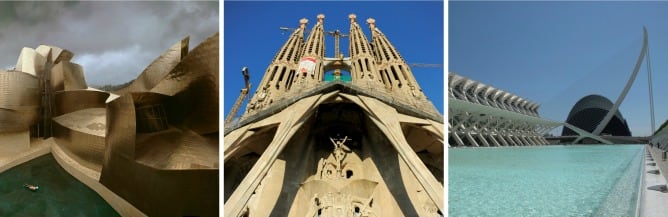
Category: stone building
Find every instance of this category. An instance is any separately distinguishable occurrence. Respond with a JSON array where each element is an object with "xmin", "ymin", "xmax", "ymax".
[{"xmin": 224, "ymin": 14, "xmax": 444, "ymax": 217}]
